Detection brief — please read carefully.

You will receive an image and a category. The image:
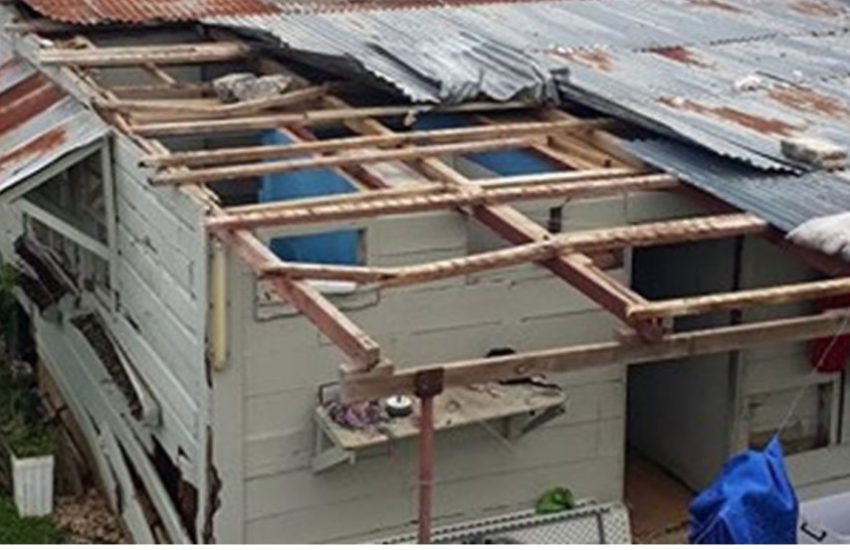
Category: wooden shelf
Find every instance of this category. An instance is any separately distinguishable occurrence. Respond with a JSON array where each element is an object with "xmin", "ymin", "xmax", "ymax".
[{"xmin": 312, "ymin": 382, "xmax": 566, "ymax": 472}]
